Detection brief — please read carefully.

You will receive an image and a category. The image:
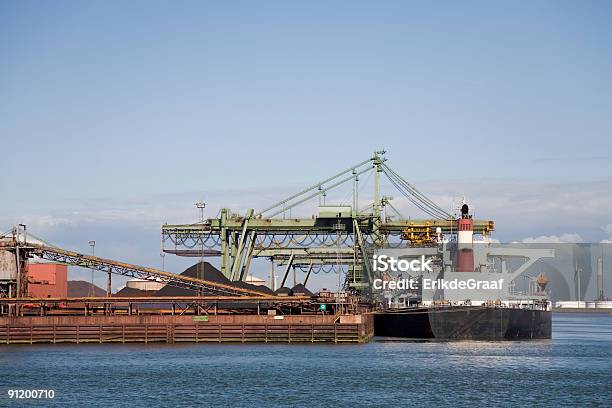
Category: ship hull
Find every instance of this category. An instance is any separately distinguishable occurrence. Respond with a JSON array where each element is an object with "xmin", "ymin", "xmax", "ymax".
[{"xmin": 374, "ymin": 306, "xmax": 551, "ymax": 340}]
